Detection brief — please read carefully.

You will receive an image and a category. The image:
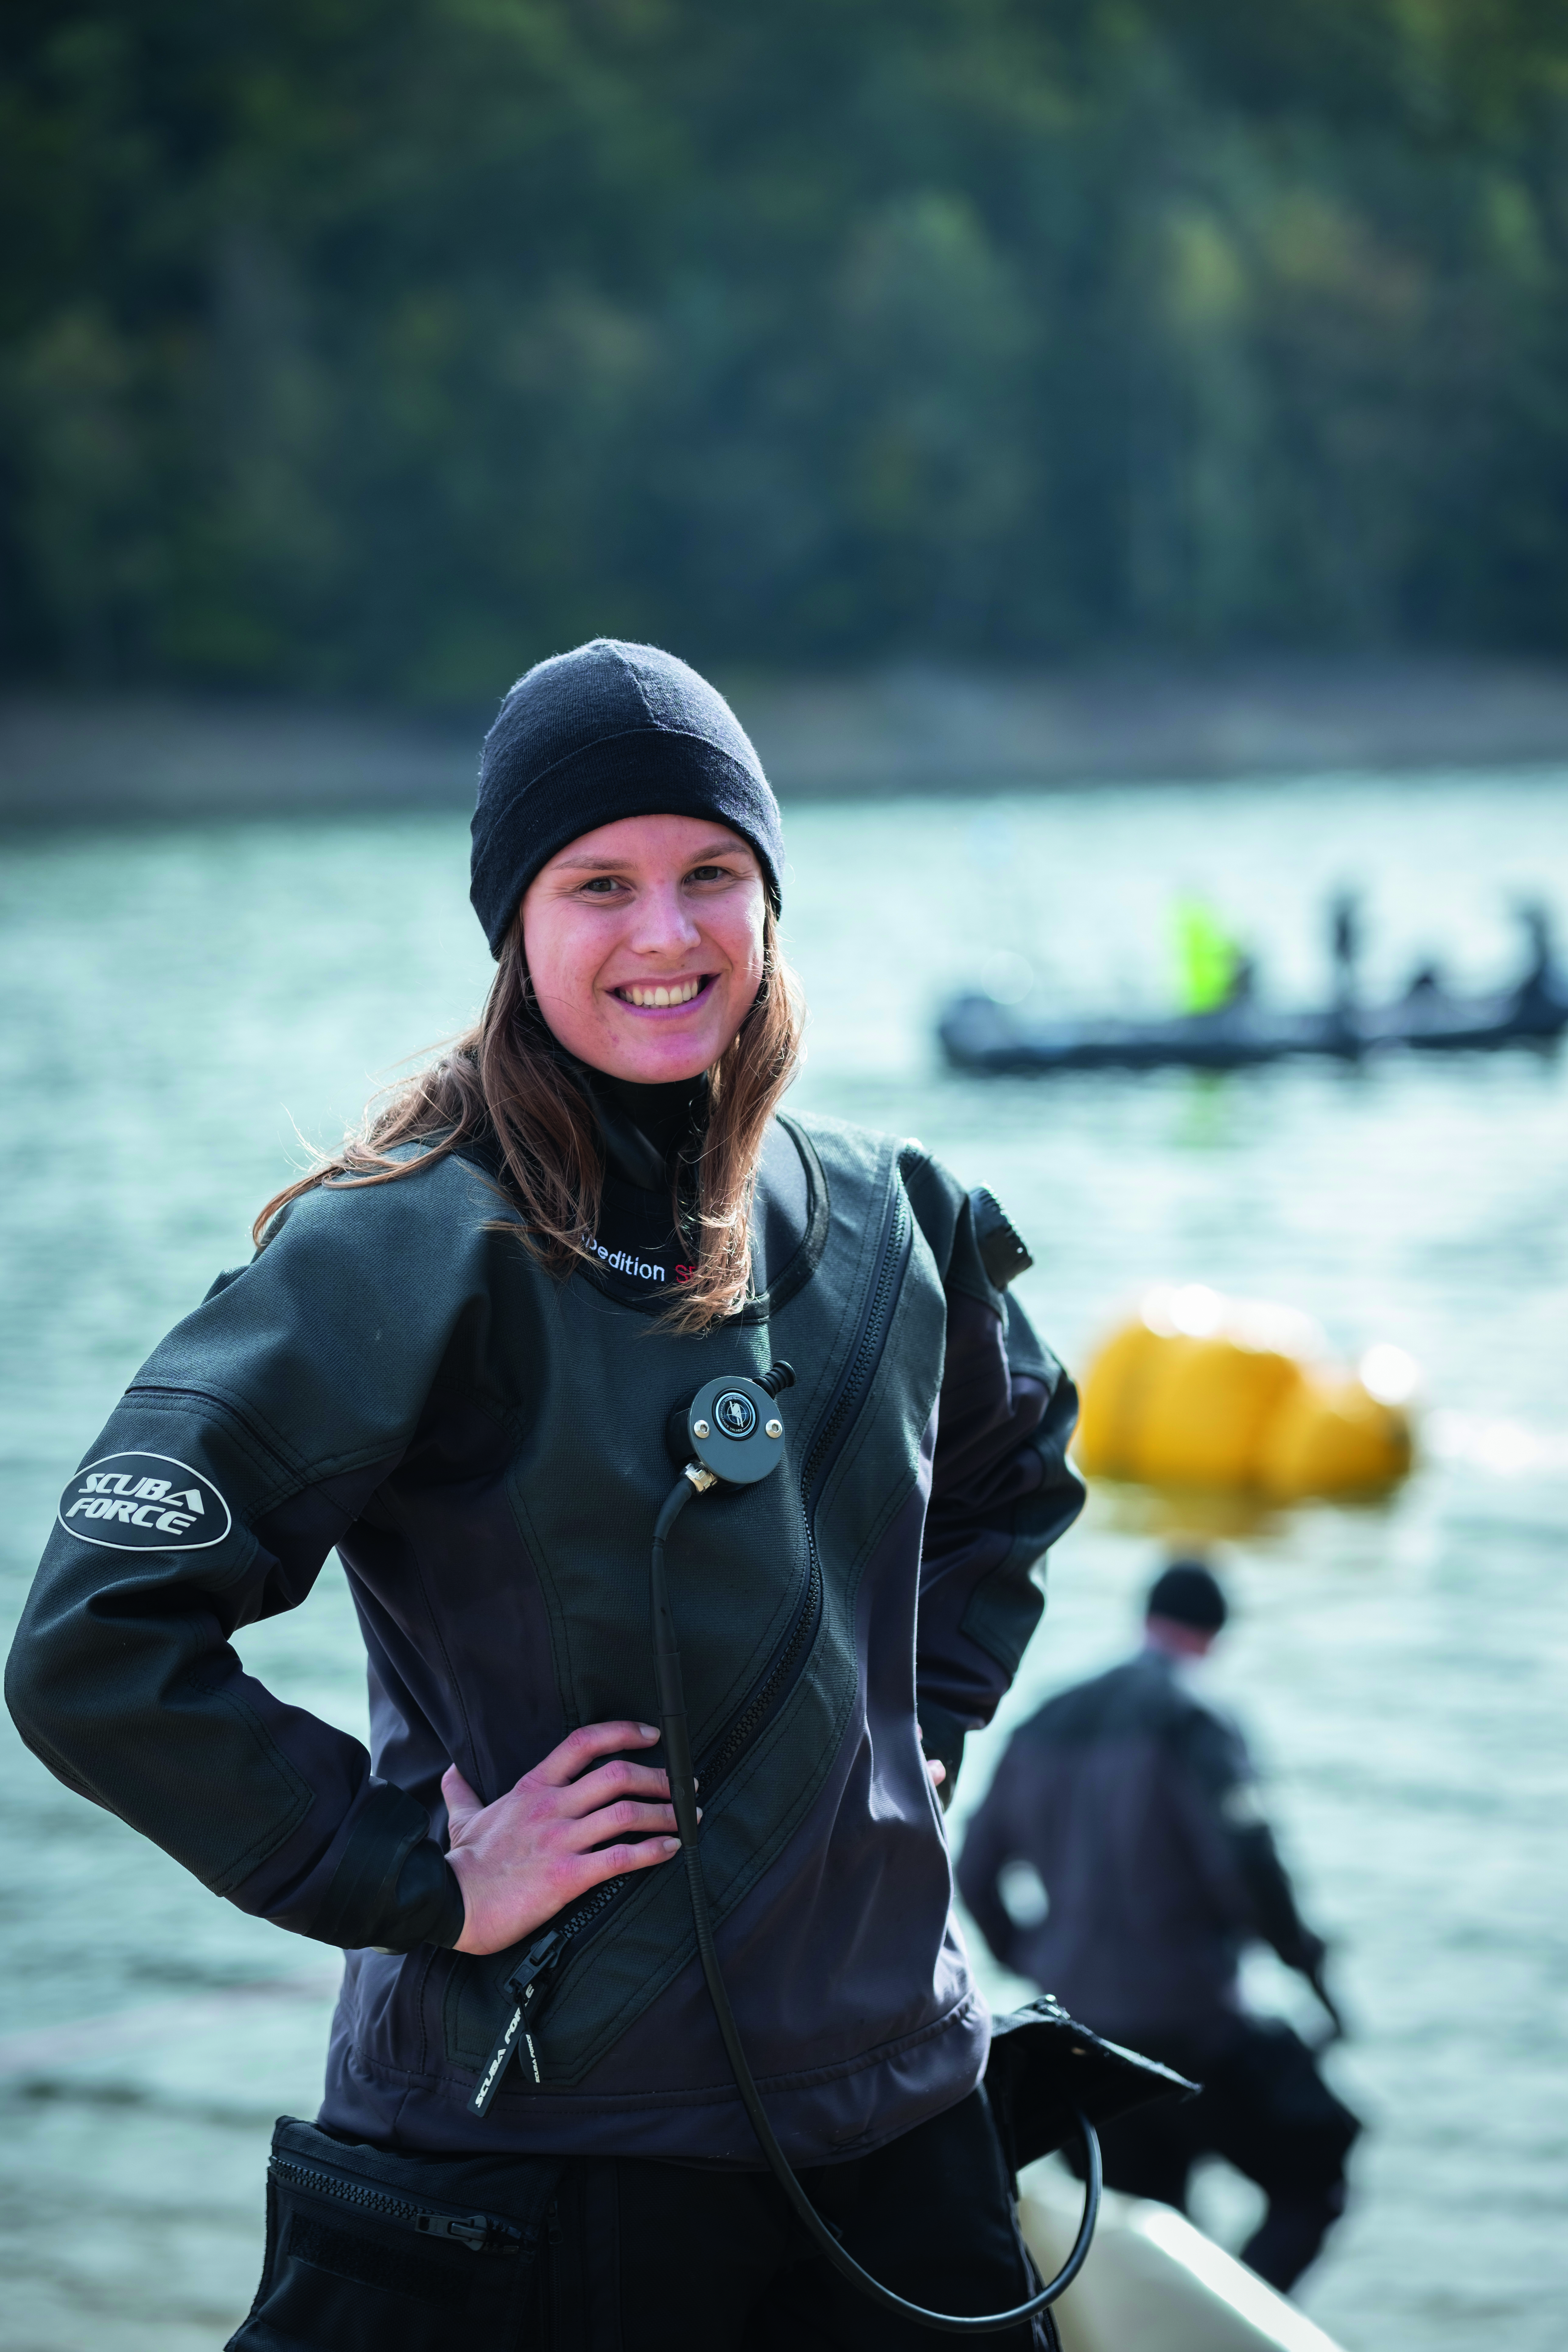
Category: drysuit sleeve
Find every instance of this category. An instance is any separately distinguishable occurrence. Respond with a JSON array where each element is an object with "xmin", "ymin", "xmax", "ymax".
[
  {"xmin": 1180, "ymin": 1710, "xmax": 1325, "ymax": 1974},
  {"xmin": 899, "ymin": 1152, "xmax": 1084, "ymax": 1799},
  {"xmin": 4, "ymin": 1160, "xmax": 498, "ymax": 1955}
]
